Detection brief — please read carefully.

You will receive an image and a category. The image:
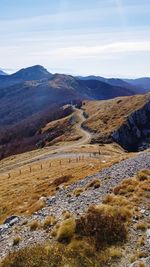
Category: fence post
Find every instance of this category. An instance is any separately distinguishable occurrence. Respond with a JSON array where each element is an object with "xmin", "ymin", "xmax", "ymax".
[
  {"xmin": 49, "ymin": 162, "xmax": 51, "ymax": 168},
  {"xmin": 40, "ymin": 164, "xmax": 42, "ymax": 170},
  {"xmin": 29, "ymin": 166, "xmax": 31, "ymax": 173},
  {"xmin": 8, "ymin": 173, "xmax": 10, "ymax": 178},
  {"xmin": 19, "ymin": 169, "xmax": 21, "ymax": 175}
]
